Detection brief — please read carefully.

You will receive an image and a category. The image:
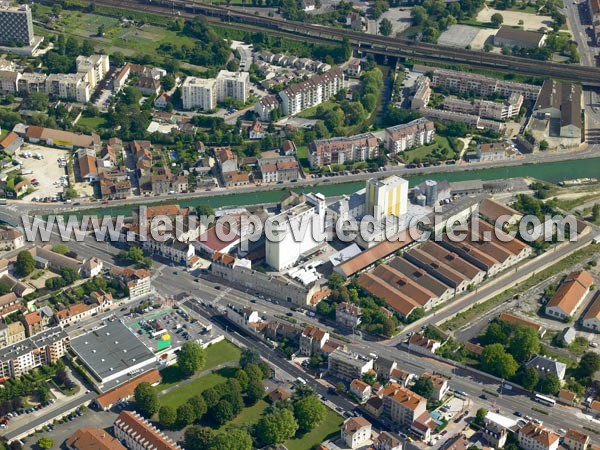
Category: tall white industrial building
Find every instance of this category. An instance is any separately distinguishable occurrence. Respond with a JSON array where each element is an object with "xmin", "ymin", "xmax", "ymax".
[
  {"xmin": 266, "ymin": 193, "xmax": 327, "ymax": 271},
  {"xmin": 365, "ymin": 176, "xmax": 409, "ymax": 221}
]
